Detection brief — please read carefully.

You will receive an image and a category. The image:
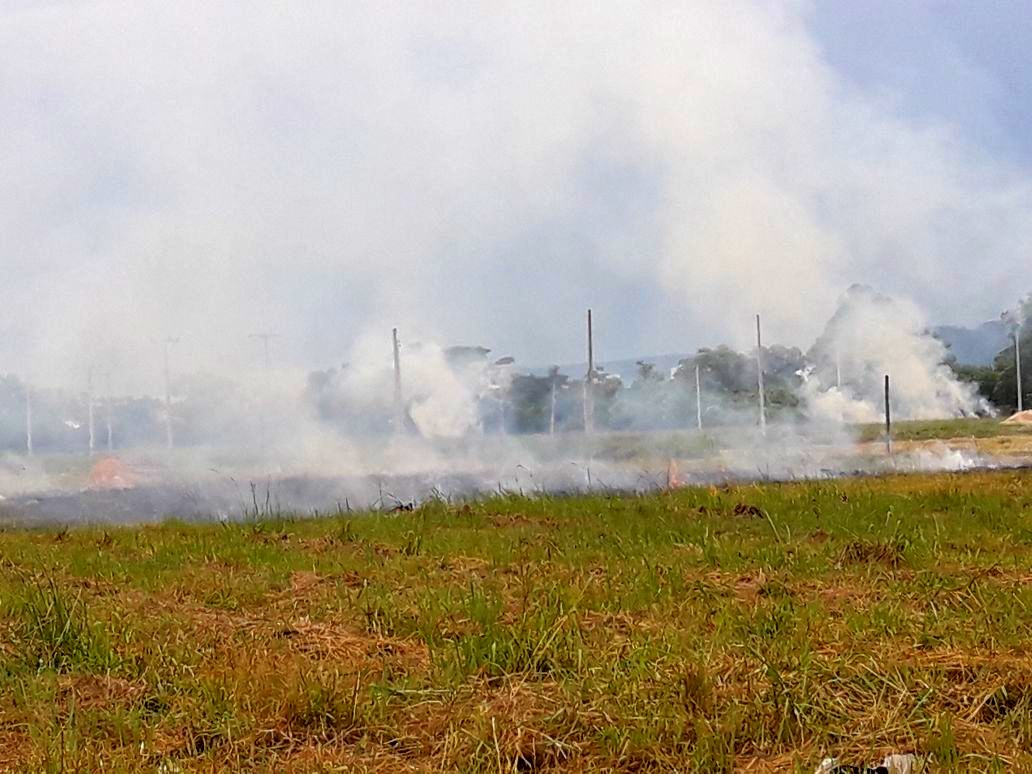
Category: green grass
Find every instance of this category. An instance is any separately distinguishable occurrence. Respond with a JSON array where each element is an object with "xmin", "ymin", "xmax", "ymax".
[
  {"xmin": 7, "ymin": 574, "xmax": 117, "ymax": 673},
  {"xmin": 0, "ymin": 471, "xmax": 1031, "ymax": 770},
  {"xmin": 486, "ymin": 417, "xmax": 1032, "ymax": 464},
  {"xmin": 854, "ymin": 416, "xmax": 1032, "ymax": 442}
]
